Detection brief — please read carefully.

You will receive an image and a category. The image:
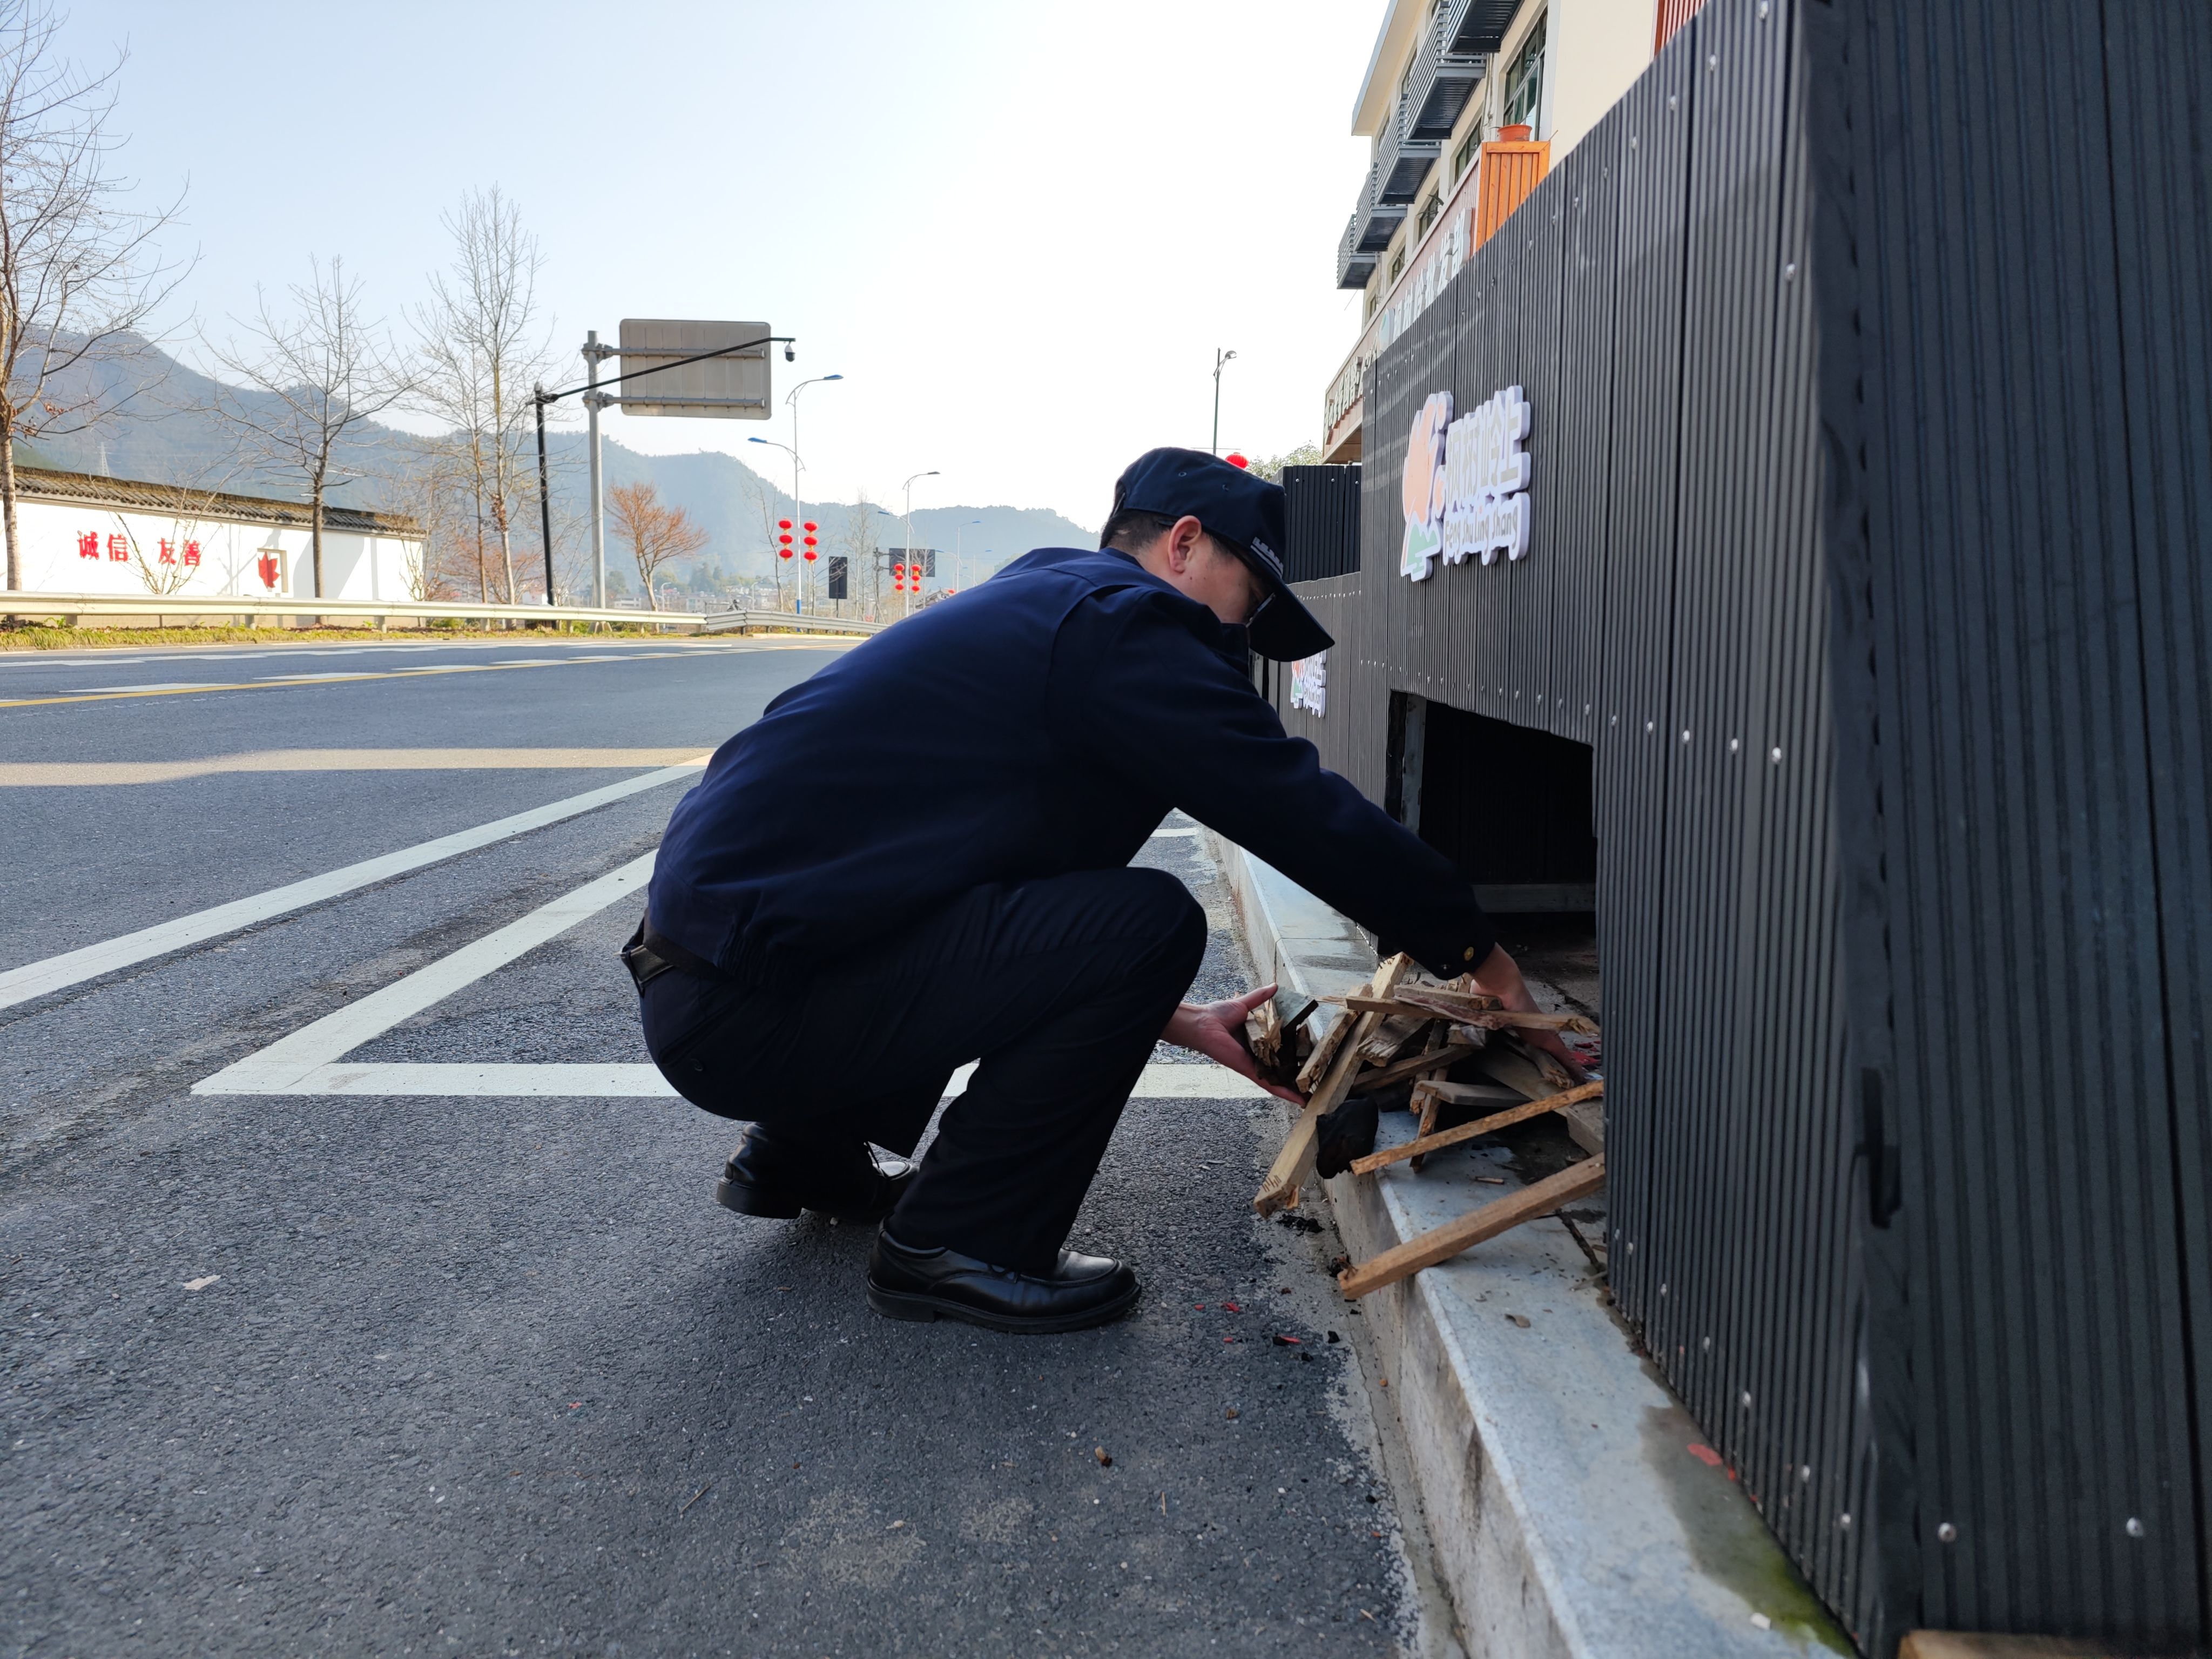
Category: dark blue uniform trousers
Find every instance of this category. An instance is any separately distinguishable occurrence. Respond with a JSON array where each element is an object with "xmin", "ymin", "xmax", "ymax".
[{"xmin": 639, "ymin": 867, "xmax": 1208, "ymax": 1273}]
